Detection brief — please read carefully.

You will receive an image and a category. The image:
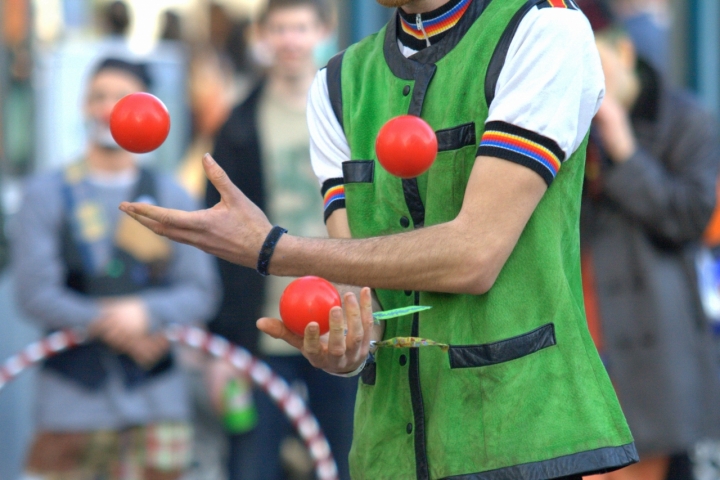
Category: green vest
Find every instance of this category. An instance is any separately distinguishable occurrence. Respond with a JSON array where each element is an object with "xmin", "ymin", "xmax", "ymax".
[{"xmin": 330, "ymin": 0, "xmax": 637, "ymax": 478}]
